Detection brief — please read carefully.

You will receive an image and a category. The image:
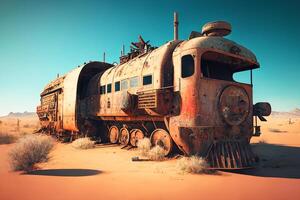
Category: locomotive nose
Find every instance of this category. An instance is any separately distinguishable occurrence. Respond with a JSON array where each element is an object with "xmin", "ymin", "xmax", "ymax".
[{"xmin": 219, "ymin": 85, "xmax": 250, "ymax": 126}]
